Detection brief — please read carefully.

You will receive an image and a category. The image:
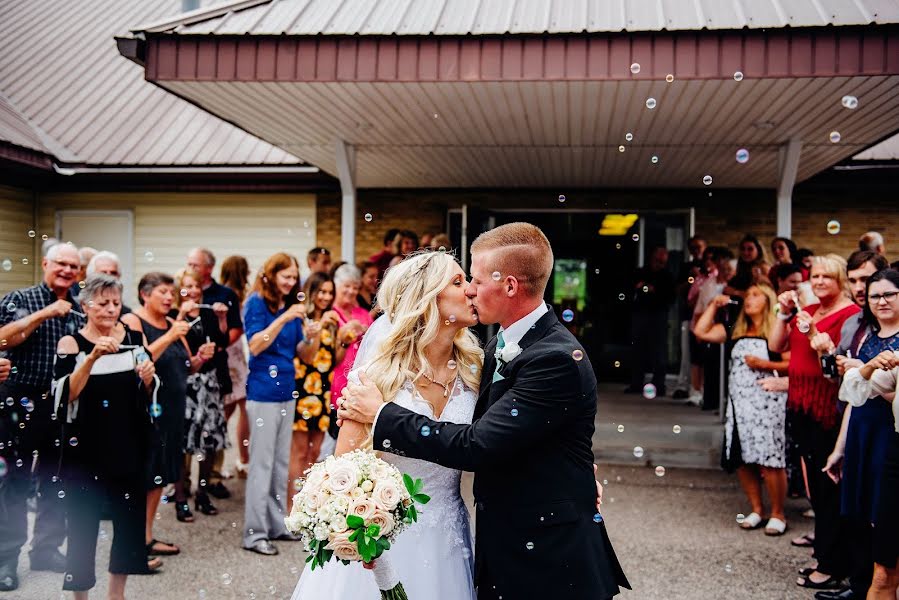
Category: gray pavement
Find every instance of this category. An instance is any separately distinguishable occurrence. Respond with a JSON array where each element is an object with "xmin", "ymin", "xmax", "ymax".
[{"xmin": 15, "ymin": 386, "xmax": 824, "ymax": 600}]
